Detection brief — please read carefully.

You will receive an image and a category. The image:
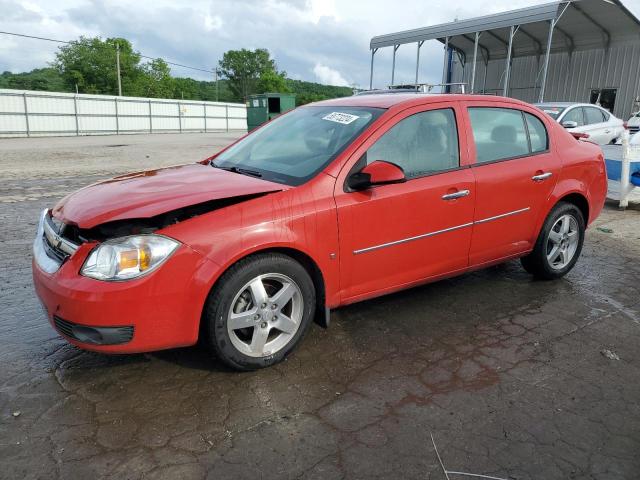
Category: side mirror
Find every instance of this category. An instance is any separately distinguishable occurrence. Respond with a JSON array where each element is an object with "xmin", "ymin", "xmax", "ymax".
[
  {"xmin": 347, "ymin": 160, "xmax": 406, "ymax": 191},
  {"xmin": 562, "ymin": 120, "xmax": 578, "ymax": 129}
]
